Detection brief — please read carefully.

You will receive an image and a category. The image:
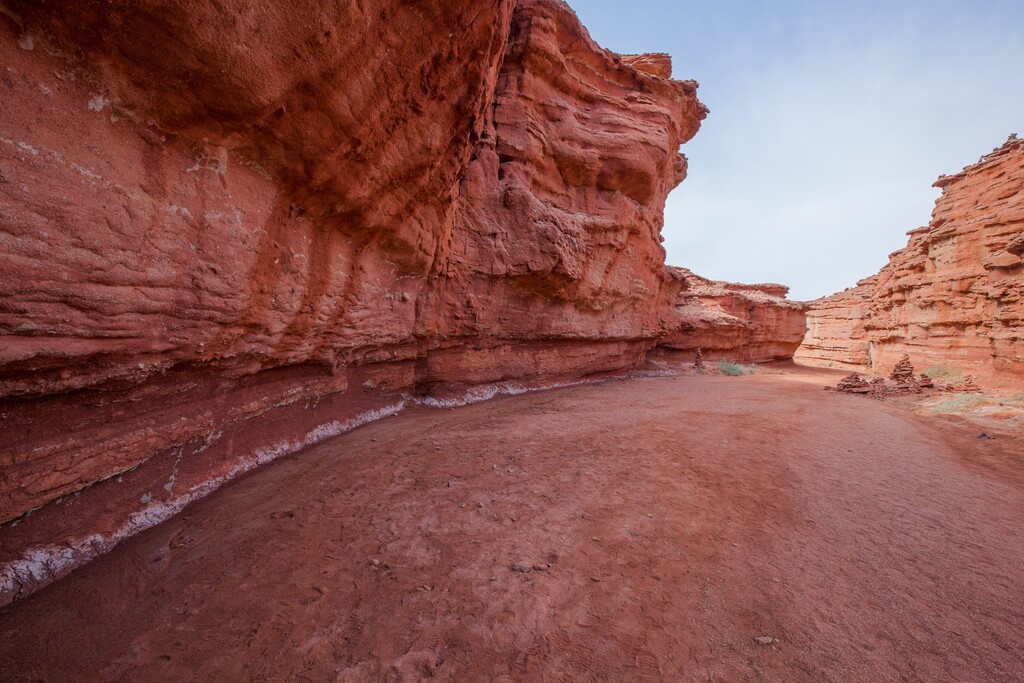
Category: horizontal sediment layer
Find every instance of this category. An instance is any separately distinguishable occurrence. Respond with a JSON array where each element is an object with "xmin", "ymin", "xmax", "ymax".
[
  {"xmin": 1, "ymin": 341, "xmax": 651, "ymax": 605},
  {"xmin": 0, "ymin": 0, "xmax": 803, "ymax": 602},
  {"xmin": 798, "ymin": 136, "xmax": 1024, "ymax": 384}
]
